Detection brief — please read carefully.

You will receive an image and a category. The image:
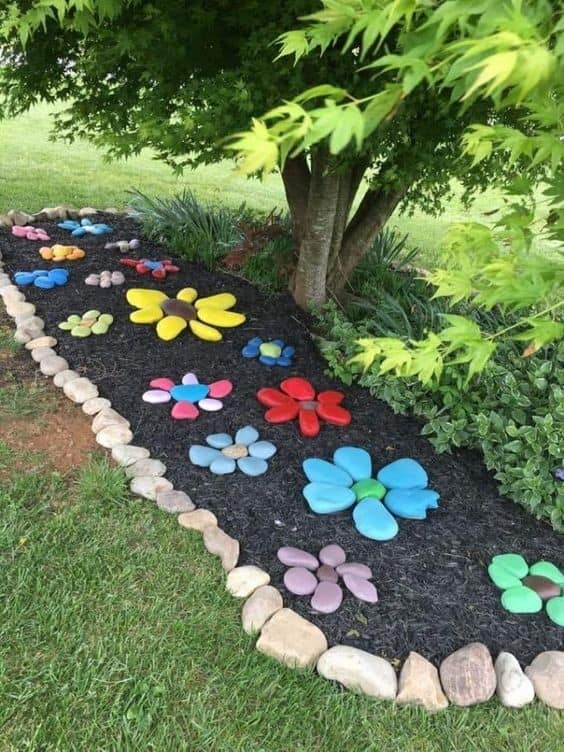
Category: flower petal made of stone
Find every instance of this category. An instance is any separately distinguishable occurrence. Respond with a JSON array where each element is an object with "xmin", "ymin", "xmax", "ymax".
[
  {"xmin": 208, "ymin": 379, "xmax": 233, "ymax": 399},
  {"xmin": 171, "ymin": 384, "xmax": 209, "ymax": 403},
  {"xmin": 528, "ymin": 561, "xmax": 564, "ymax": 585},
  {"xmin": 142, "ymin": 389, "xmax": 172, "ymax": 404},
  {"xmin": 299, "ymin": 408, "xmax": 320, "ymax": 437},
  {"xmin": 257, "ymin": 387, "xmax": 295, "ymax": 407},
  {"xmin": 333, "ymin": 447, "xmax": 372, "ymax": 482},
  {"xmin": 235, "ymin": 425, "xmax": 259, "ymax": 446},
  {"xmin": 194, "ymin": 292, "xmax": 236, "ymax": 310},
  {"xmin": 280, "ymin": 376, "xmax": 315, "ymax": 401},
  {"xmin": 501, "ymin": 586, "xmax": 543, "ymax": 614},
  {"xmin": 171, "ymin": 401, "xmax": 200, "ymax": 420},
  {"xmin": 311, "ymin": 581, "xmax": 343, "ymax": 613},
  {"xmin": 182, "ymin": 372, "xmax": 199, "ymax": 385},
  {"xmin": 342, "ymin": 574, "xmax": 378, "ymax": 603},
  {"xmin": 303, "ymin": 482, "xmax": 356, "ymax": 514},
  {"xmin": 176, "ymin": 287, "xmax": 198, "ymax": 303},
  {"xmin": 316, "ymin": 401, "xmax": 351, "ymax": 427},
  {"xmin": 377, "ymin": 458, "xmax": 428, "ymax": 490},
  {"xmin": 277, "ymin": 547, "xmax": 319, "ymax": 570},
  {"xmin": 248, "ymin": 441, "xmax": 277, "ymax": 460},
  {"xmin": 546, "ymin": 596, "xmax": 564, "ymax": 626},
  {"xmin": 156, "ymin": 315, "xmax": 188, "ymax": 341},
  {"xmin": 189, "ymin": 445, "xmax": 222, "ymax": 467},
  {"xmin": 199, "ymin": 398, "xmax": 223, "ymax": 411},
  {"xmin": 126, "ymin": 288, "xmax": 168, "ymax": 309},
  {"xmin": 150, "ymin": 377, "xmax": 175, "ymax": 391},
  {"xmin": 188, "ymin": 319, "xmax": 223, "ymax": 342},
  {"xmin": 488, "ymin": 562, "xmax": 522, "ymax": 590},
  {"xmin": 318, "ymin": 544, "xmax": 346, "ymax": 567},
  {"xmin": 197, "ymin": 307, "xmax": 246, "ymax": 328},
  {"xmin": 384, "ymin": 488, "xmax": 440, "ymax": 519},
  {"xmin": 284, "ymin": 567, "xmax": 318, "ymax": 595},
  {"xmin": 317, "ymin": 390, "xmax": 345, "ymax": 405},
  {"xmin": 210, "ymin": 455, "xmax": 237, "ymax": 475},
  {"xmin": 237, "ymin": 456, "xmax": 268, "ymax": 476},
  {"xmin": 206, "ymin": 433, "xmax": 233, "ymax": 449},
  {"xmin": 353, "ymin": 498, "xmax": 399, "ymax": 541},
  {"xmin": 265, "ymin": 403, "xmax": 300, "ymax": 423},
  {"xmin": 303, "ymin": 458, "xmax": 353, "ymax": 487},
  {"xmin": 130, "ymin": 305, "xmax": 165, "ymax": 324},
  {"xmin": 491, "ymin": 553, "xmax": 529, "ymax": 579}
]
